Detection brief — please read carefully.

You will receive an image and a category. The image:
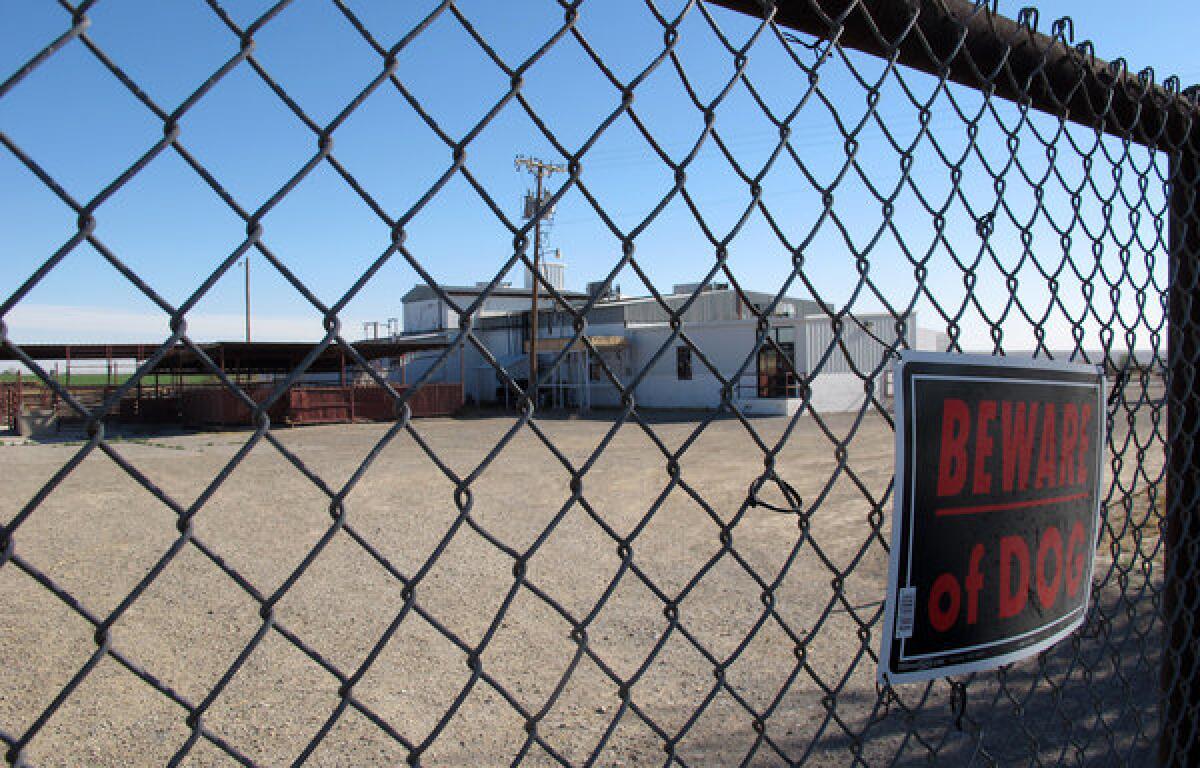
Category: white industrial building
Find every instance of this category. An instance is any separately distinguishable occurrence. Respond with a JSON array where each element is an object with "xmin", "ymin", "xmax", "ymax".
[{"xmin": 395, "ymin": 276, "xmax": 948, "ymax": 415}]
